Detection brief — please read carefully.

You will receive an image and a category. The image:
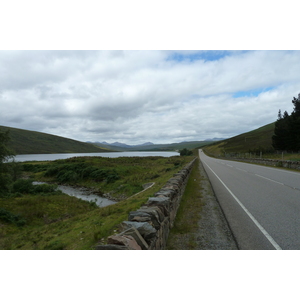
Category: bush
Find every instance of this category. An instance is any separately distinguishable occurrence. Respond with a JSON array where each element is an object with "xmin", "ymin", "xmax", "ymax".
[
  {"xmin": 33, "ymin": 183, "xmax": 58, "ymax": 194},
  {"xmin": 57, "ymin": 170, "xmax": 79, "ymax": 183},
  {"xmin": 22, "ymin": 164, "xmax": 48, "ymax": 173},
  {"xmin": 12, "ymin": 179, "xmax": 34, "ymax": 194},
  {"xmin": 81, "ymin": 166, "xmax": 98, "ymax": 179},
  {"xmin": 106, "ymin": 173, "xmax": 120, "ymax": 183},
  {"xmin": 44, "ymin": 166, "xmax": 60, "ymax": 177},
  {"xmin": 0, "ymin": 208, "xmax": 26, "ymax": 227},
  {"xmin": 12, "ymin": 179, "xmax": 58, "ymax": 195},
  {"xmin": 90, "ymin": 169, "xmax": 107, "ymax": 181},
  {"xmin": 179, "ymin": 148, "xmax": 193, "ymax": 156}
]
